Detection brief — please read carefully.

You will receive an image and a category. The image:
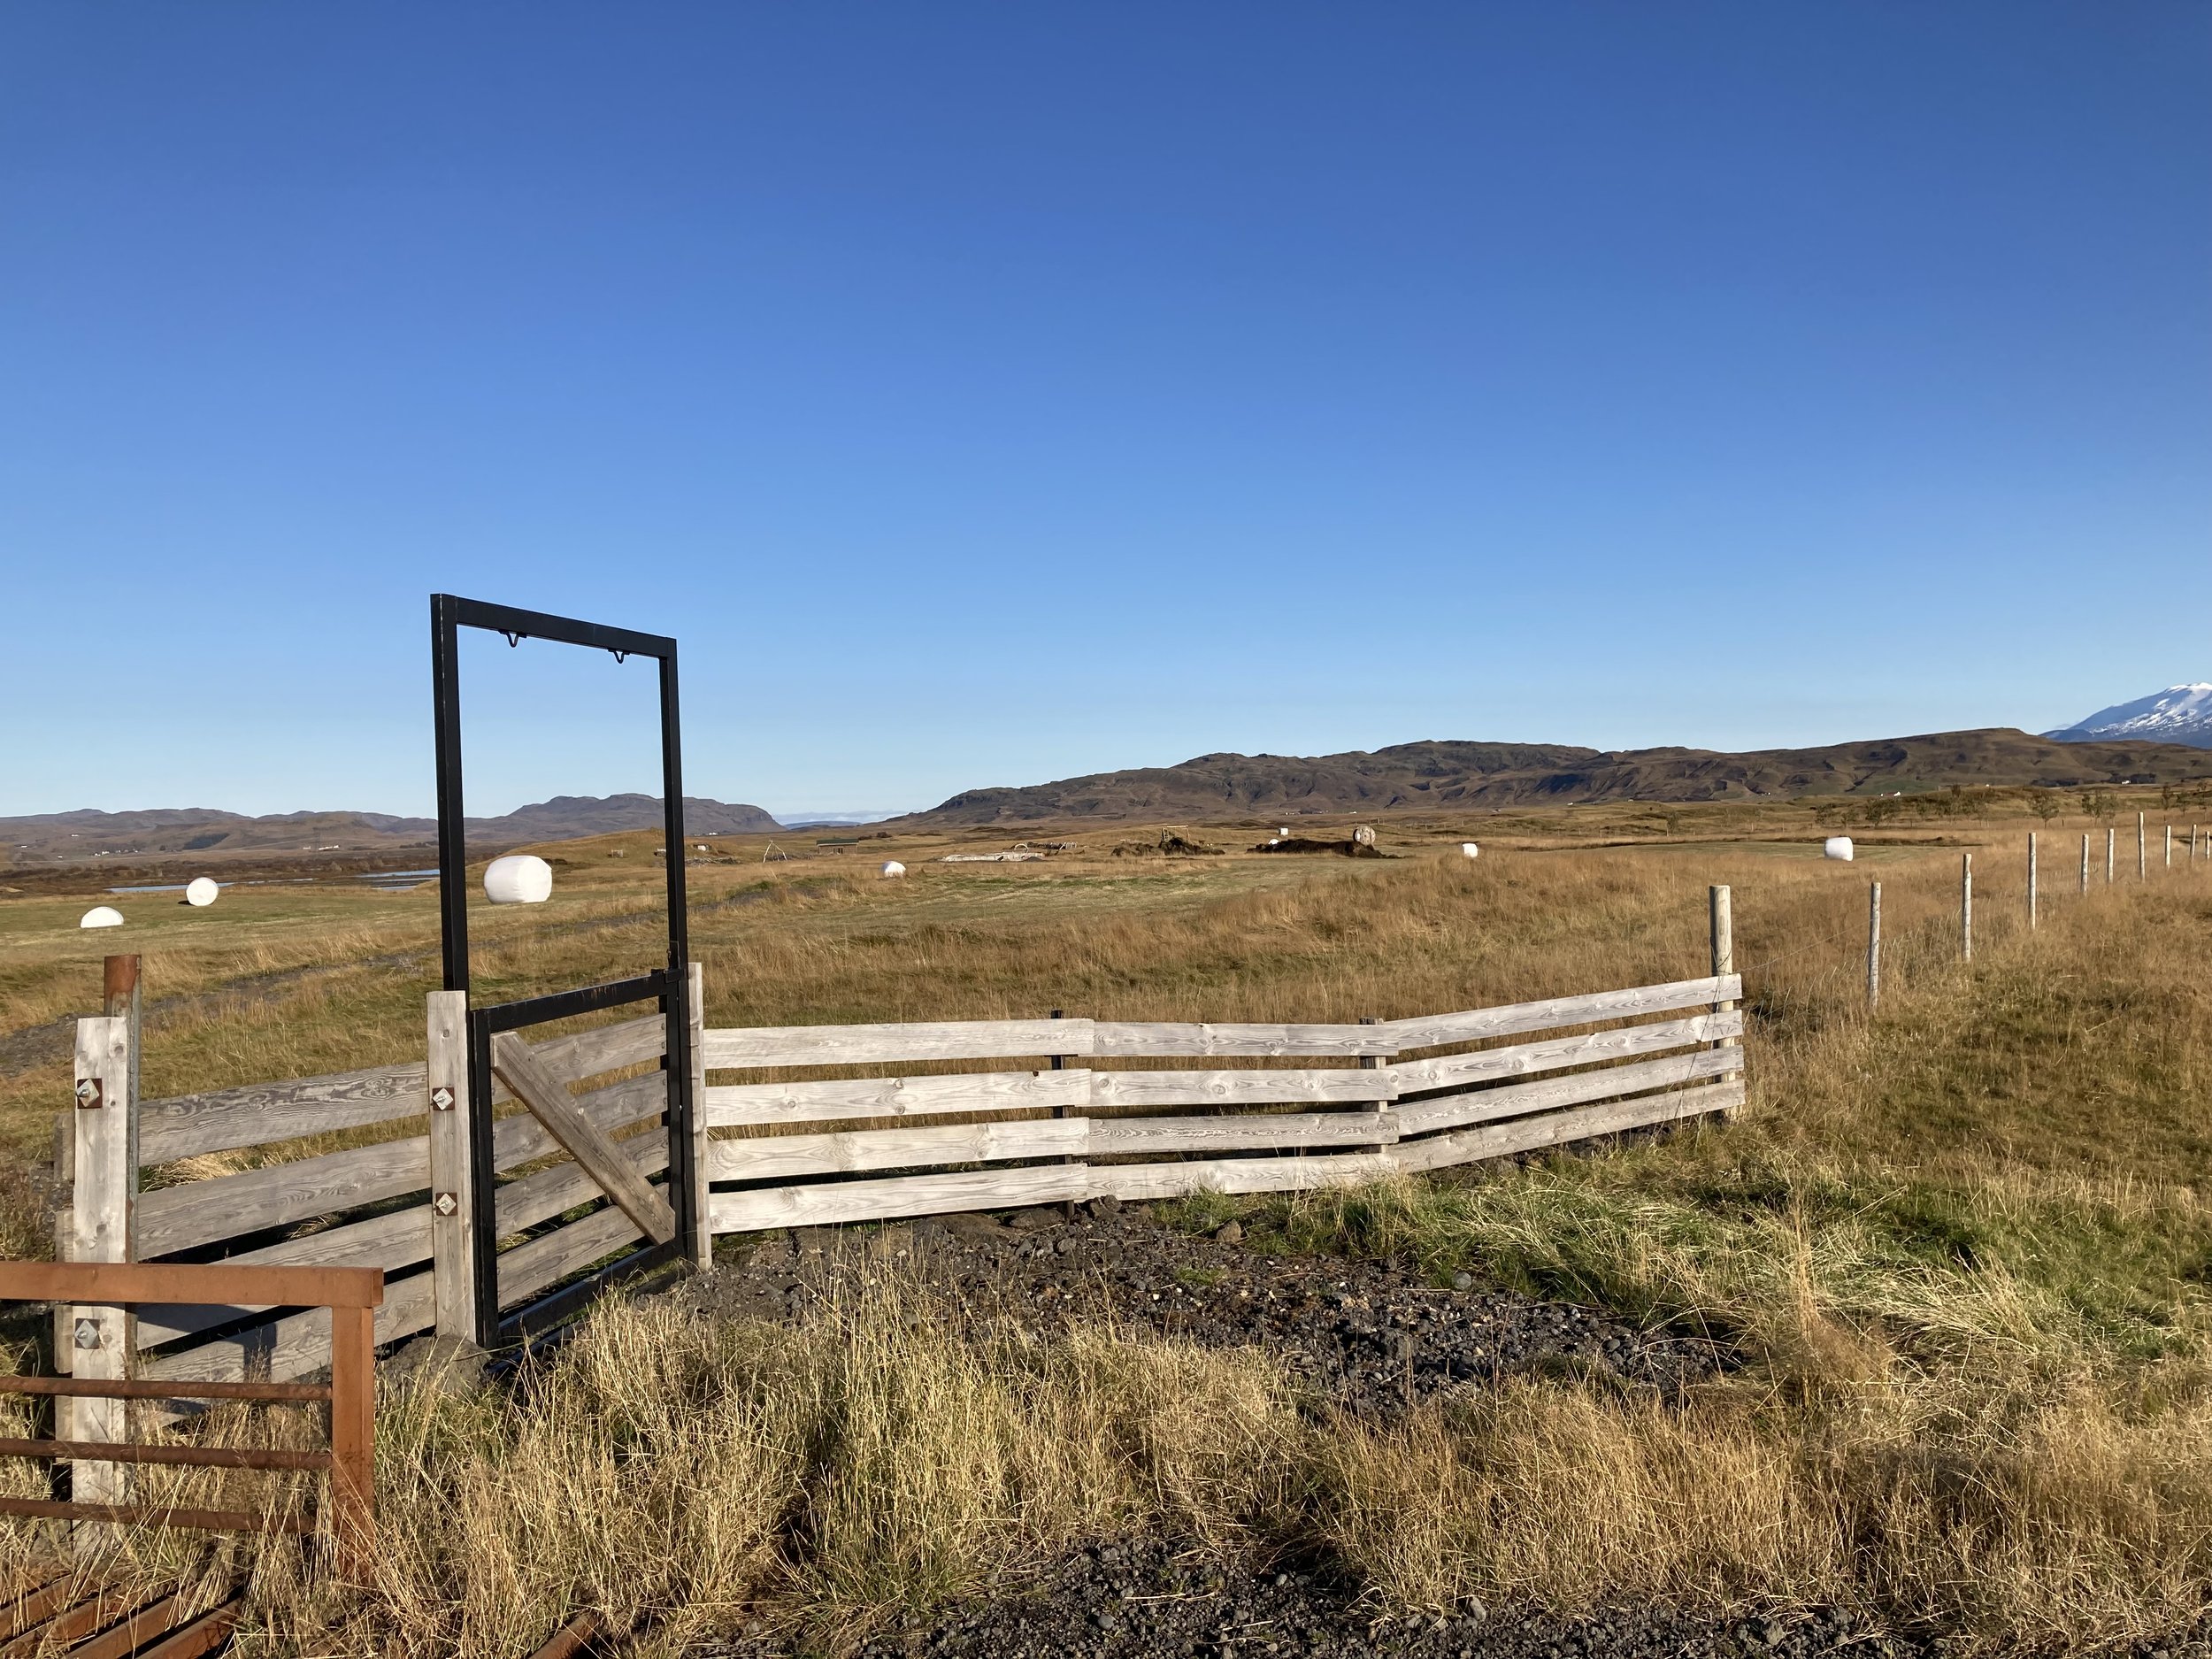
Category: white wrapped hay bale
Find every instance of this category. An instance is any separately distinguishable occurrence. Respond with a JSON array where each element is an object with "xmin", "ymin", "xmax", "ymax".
[
  {"xmin": 1460, "ymin": 842, "xmax": 1479, "ymax": 859},
  {"xmin": 880, "ymin": 861, "xmax": 907, "ymax": 878},
  {"xmin": 483, "ymin": 854, "xmax": 554, "ymax": 904},
  {"xmin": 1824, "ymin": 836, "xmax": 1855, "ymax": 862},
  {"xmin": 79, "ymin": 906, "xmax": 124, "ymax": 929},
  {"xmin": 184, "ymin": 877, "xmax": 219, "ymax": 907}
]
